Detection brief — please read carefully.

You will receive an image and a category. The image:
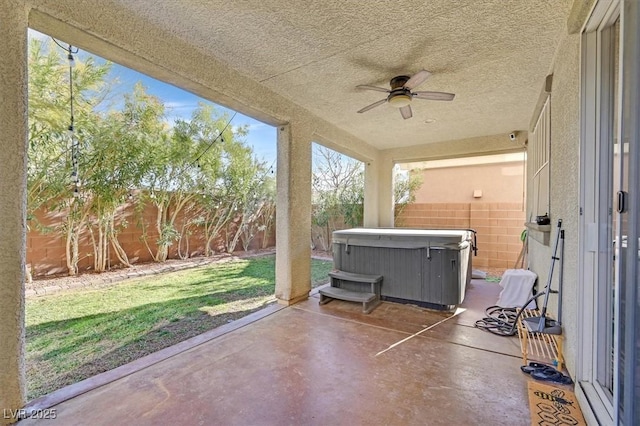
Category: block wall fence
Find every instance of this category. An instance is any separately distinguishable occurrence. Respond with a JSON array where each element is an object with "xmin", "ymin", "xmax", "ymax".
[
  {"xmin": 395, "ymin": 202, "xmax": 526, "ymax": 270},
  {"xmin": 28, "ymin": 202, "xmax": 524, "ymax": 277},
  {"xmin": 27, "ymin": 203, "xmax": 276, "ymax": 278}
]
